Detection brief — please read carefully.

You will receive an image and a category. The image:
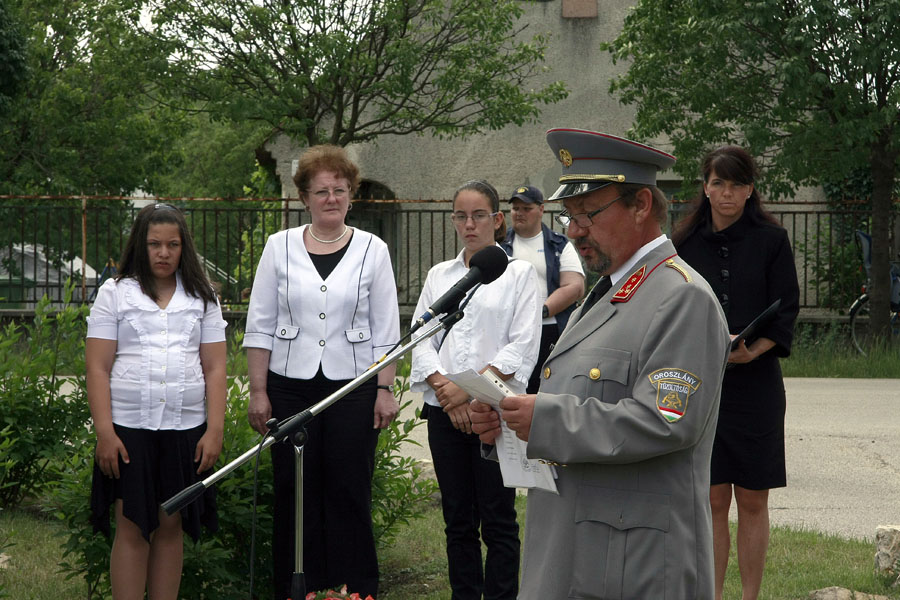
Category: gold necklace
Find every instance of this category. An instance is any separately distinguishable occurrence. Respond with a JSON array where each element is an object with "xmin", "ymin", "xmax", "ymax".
[{"xmin": 308, "ymin": 224, "xmax": 349, "ymax": 244}]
